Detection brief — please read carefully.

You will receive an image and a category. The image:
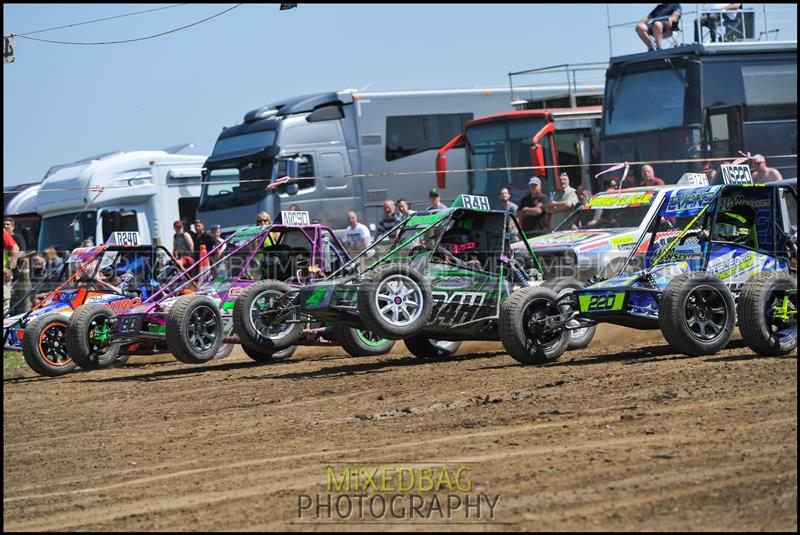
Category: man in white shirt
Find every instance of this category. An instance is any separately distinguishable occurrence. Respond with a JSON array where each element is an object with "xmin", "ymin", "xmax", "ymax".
[
  {"xmin": 342, "ymin": 211, "xmax": 372, "ymax": 258},
  {"xmin": 548, "ymin": 172, "xmax": 579, "ymax": 230}
]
